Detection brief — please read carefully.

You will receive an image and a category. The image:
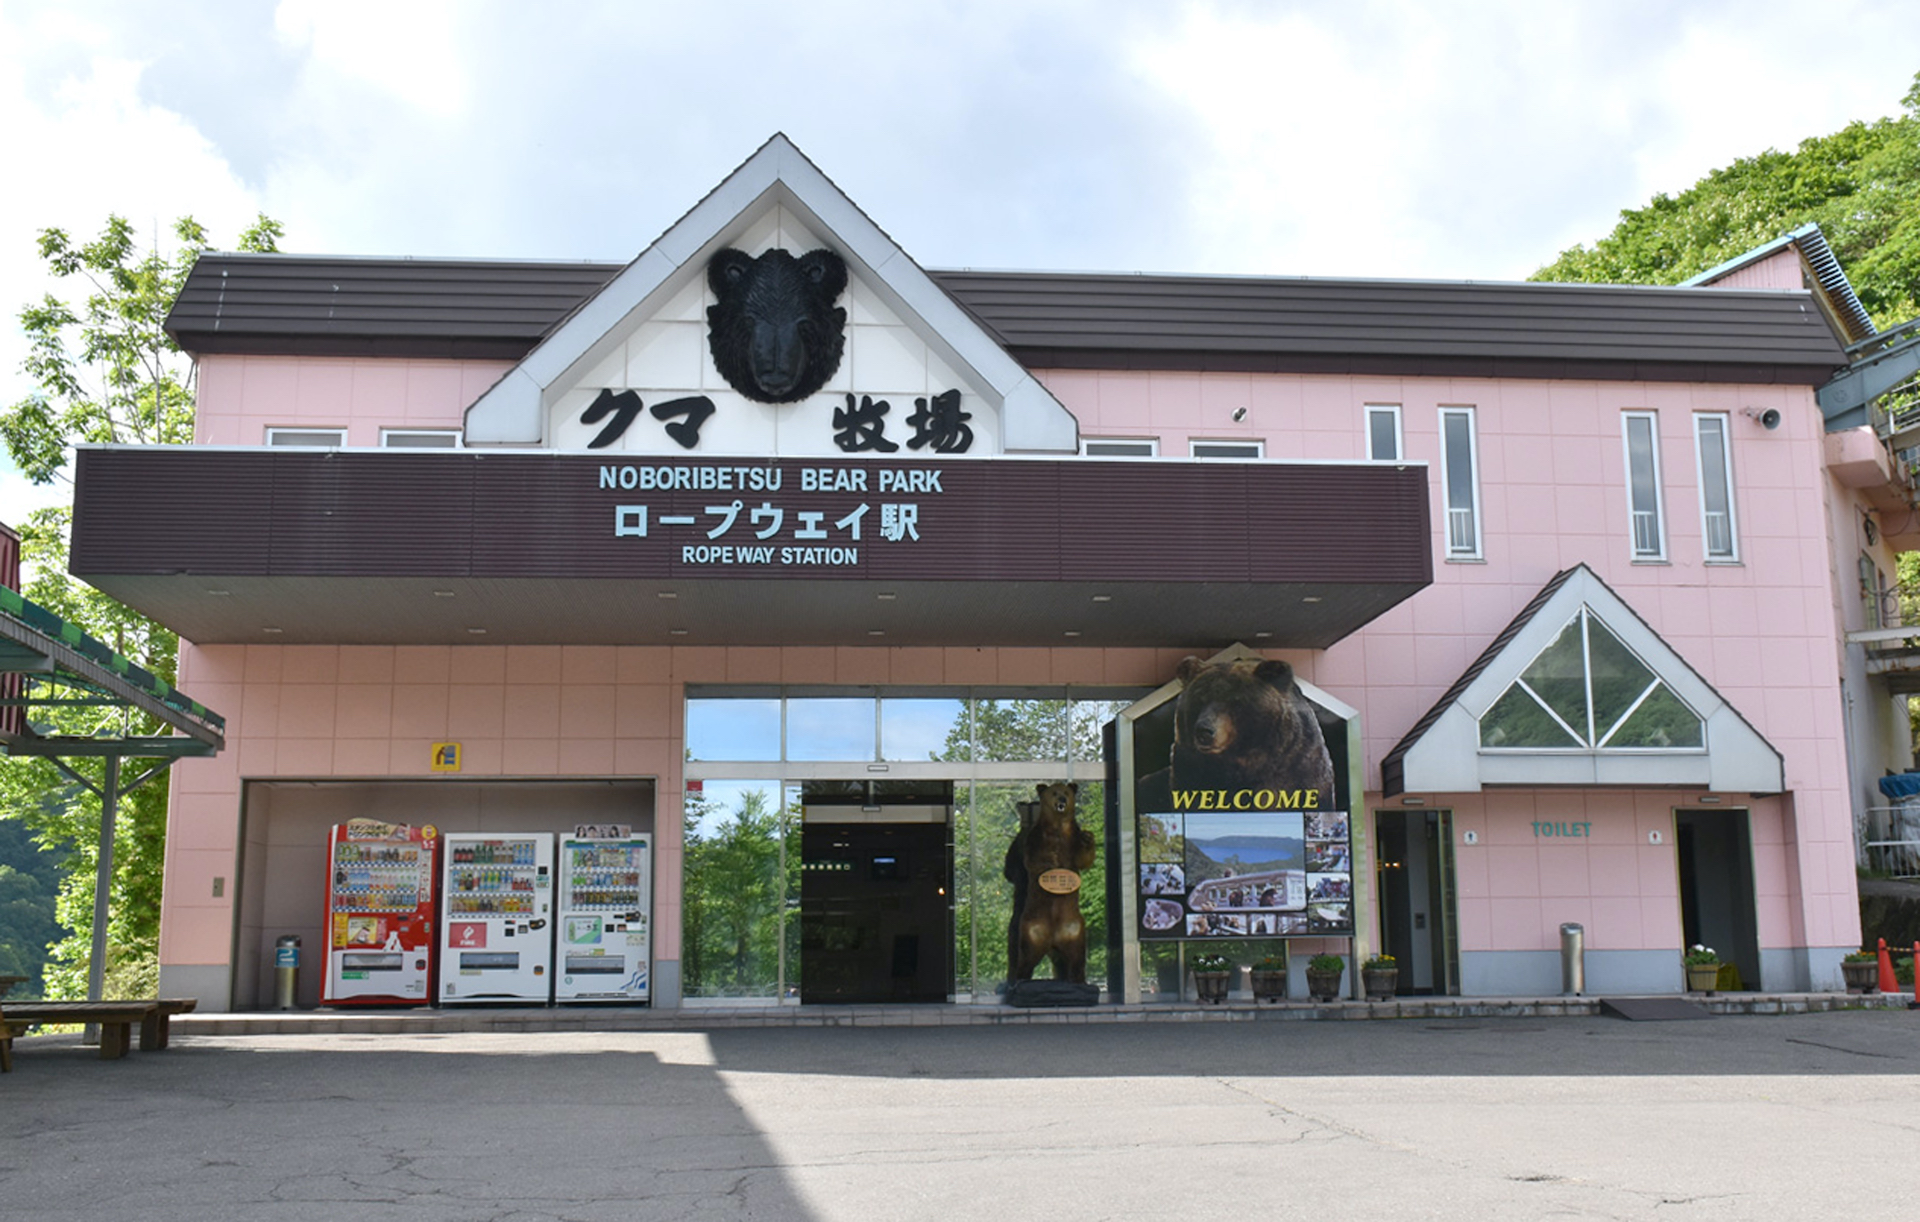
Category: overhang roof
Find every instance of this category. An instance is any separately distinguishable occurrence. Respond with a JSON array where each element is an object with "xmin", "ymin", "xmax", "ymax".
[
  {"xmin": 166, "ymin": 259, "xmax": 1852, "ymax": 385},
  {"xmin": 70, "ymin": 447, "xmax": 1431, "ymax": 650}
]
